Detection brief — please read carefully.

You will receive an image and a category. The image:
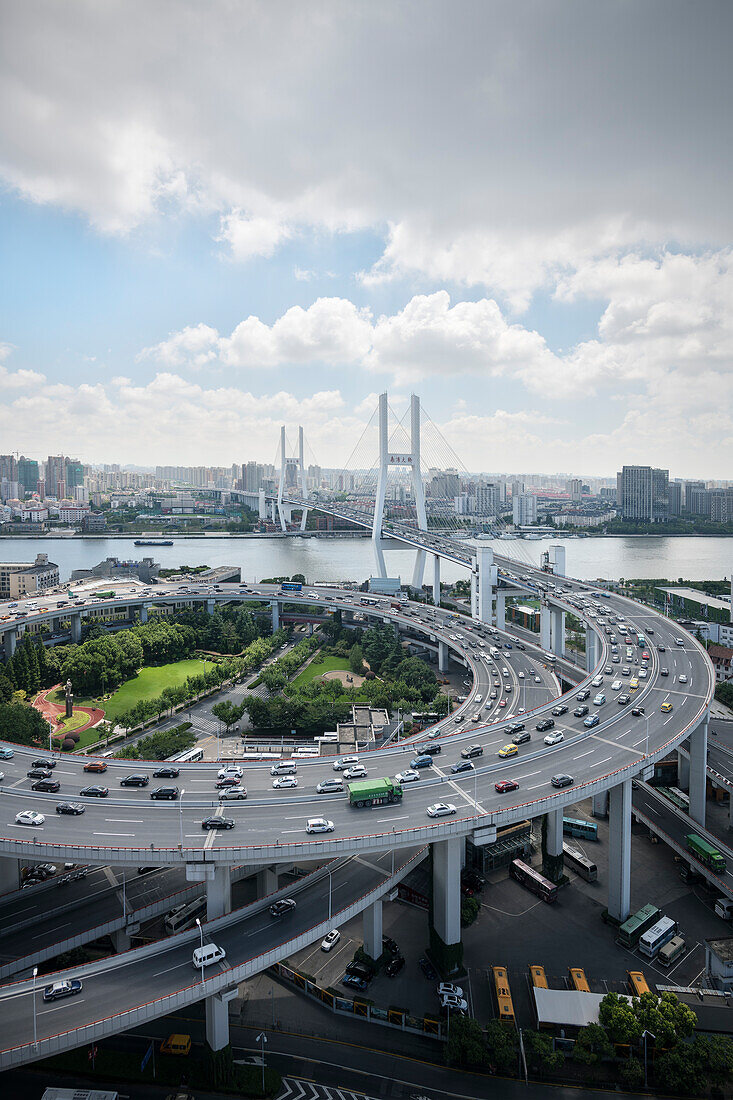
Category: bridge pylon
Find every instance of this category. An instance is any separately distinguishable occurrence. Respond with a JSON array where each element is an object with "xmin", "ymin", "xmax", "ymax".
[{"xmin": 372, "ymin": 392, "xmax": 429, "ymax": 587}]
